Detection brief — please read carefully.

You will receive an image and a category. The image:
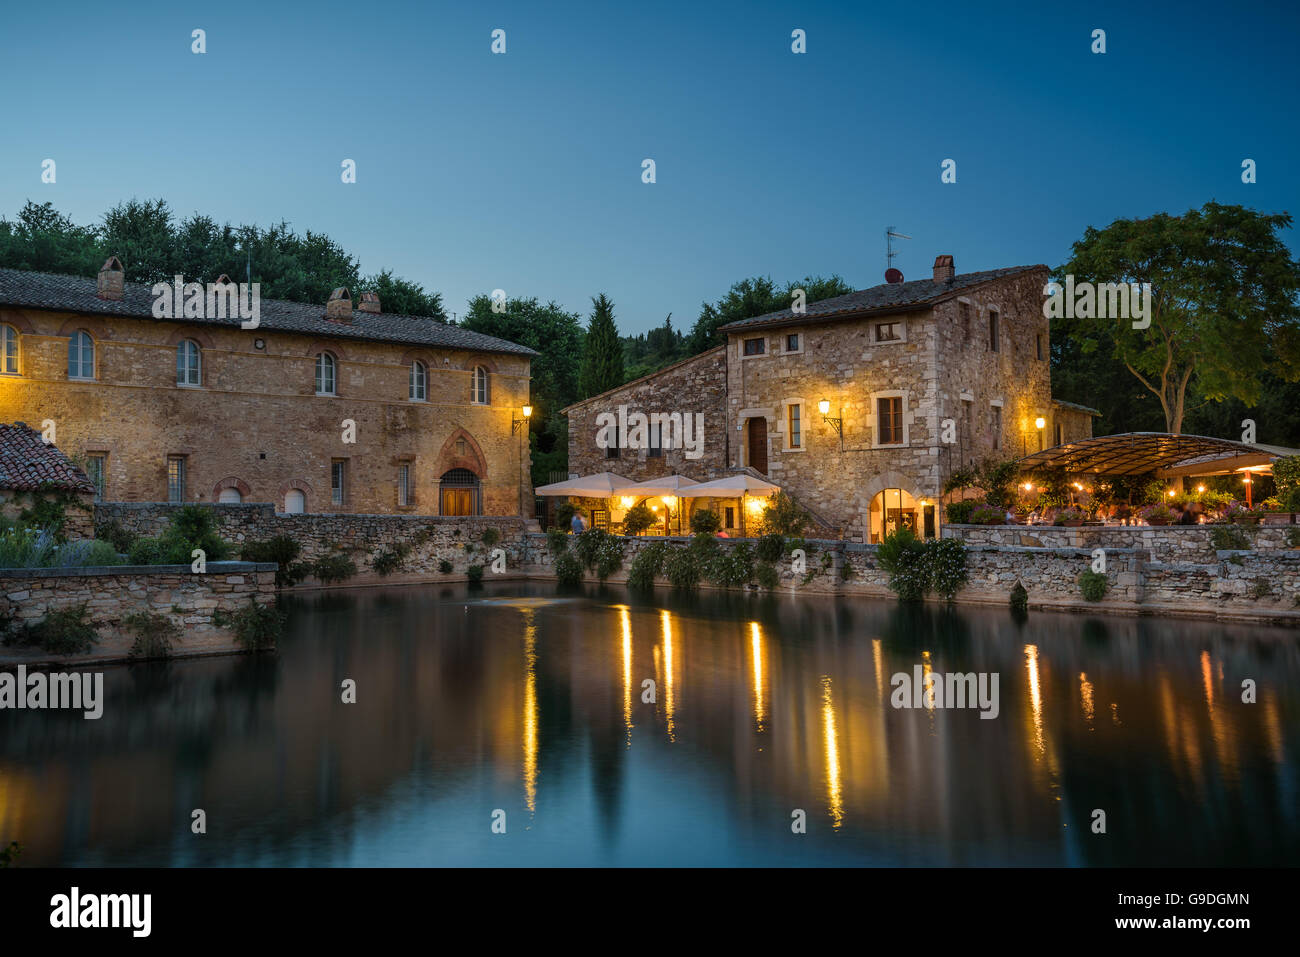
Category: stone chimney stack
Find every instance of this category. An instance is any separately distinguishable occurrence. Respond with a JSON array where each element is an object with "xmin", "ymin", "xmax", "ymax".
[
  {"xmin": 933, "ymin": 255, "xmax": 954, "ymax": 284},
  {"xmin": 97, "ymin": 256, "xmax": 125, "ymax": 301},
  {"xmin": 325, "ymin": 287, "xmax": 353, "ymax": 321},
  {"xmin": 358, "ymin": 291, "xmax": 381, "ymax": 314}
]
